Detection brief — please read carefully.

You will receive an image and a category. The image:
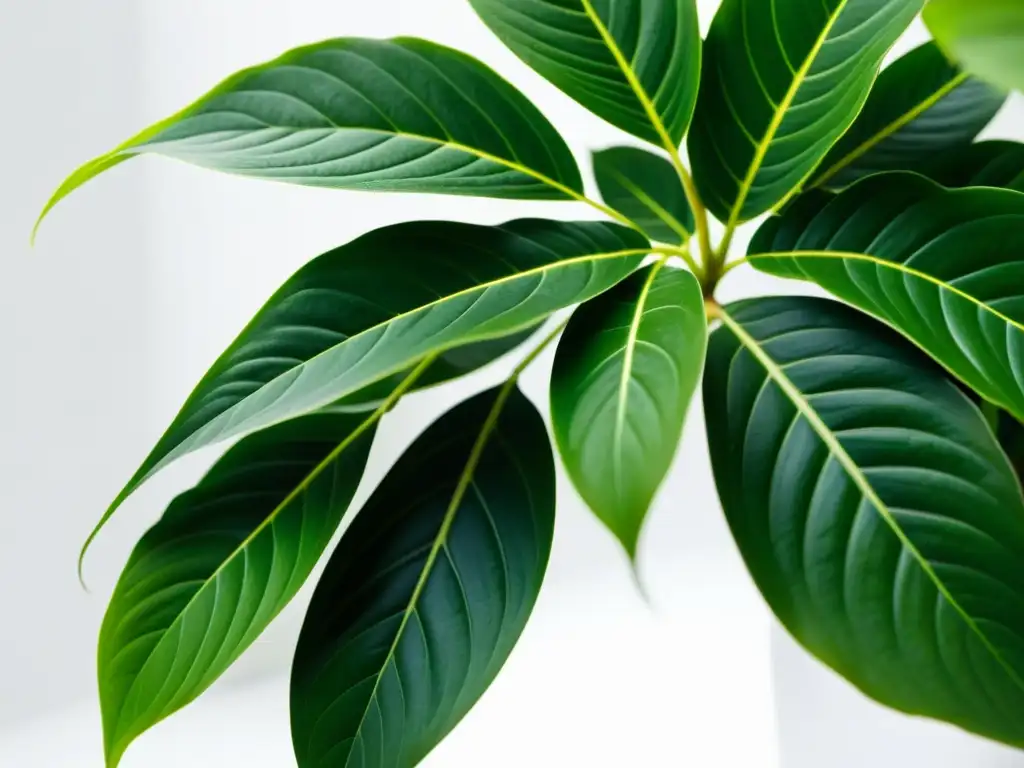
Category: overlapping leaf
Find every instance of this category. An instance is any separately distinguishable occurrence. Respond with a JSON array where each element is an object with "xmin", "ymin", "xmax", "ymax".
[
  {"xmin": 926, "ymin": 0, "xmax": 1024, "ymax": 94},
  {"xmin": 592, "ymin": 146, "xmax": 693, "ymax": 243},
  {"xmin": 750, "ymin": 172, "xmax": 1024, "ymax": 424},
  {"xmin": 920, "ymin": 140, "xmax": 1024, "ymax": 192},
  {"xmin": 550, "ymin": 263, "xmax": 705, "ymax": 556},
  {"xmin": 100, "ymin": 412, "xmax": 375, "ymax": 767},
  {"xmin": 86, "ymin": 218, "xmax": 648, "ymax": 558},
  {"xmin": 291, "ymin": 387, "xmax": 555, "ymax": 768},
  {"xmin": 36, "ymin": 37, "xmax": 583, "ymax": 233},
  {"xmin": 706, "ymin": 296, "xmax": 1024, "ymax": 747},
  {"xmin": 810, "ymin": 42, "xmax": 1005, "ymax": 189},
  {"xmin": 688, "ymin": 0, "xmax": 923, "ymax": 224},
  {"xmin": 468, "ymin": 0, "xmax": 700, "ymax": 145}
]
